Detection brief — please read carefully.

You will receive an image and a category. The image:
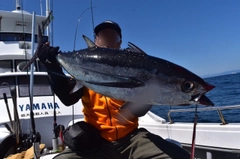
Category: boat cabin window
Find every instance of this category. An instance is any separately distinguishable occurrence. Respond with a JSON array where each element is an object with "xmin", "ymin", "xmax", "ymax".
[
  {"xmin": 0, "ymin": 60, "xmax": 12, "ymax": 73},
  {"xmin": 0, "ymin": 77, "xmax": 16, "ymax": 99},
  {"xmin": 15, "ymin": 60, "xmax": 35, "ymax": 72},
  {"xmin": 15, "ymin": 60, "xmax": 47, "ymax": 72},
  {"xmin": 18, "ymin": 75, "xmax": 53, "ymax": 97},
  {"xmin": 0, "ymin": 33, "xmax": 48, "ymax": 43}
]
